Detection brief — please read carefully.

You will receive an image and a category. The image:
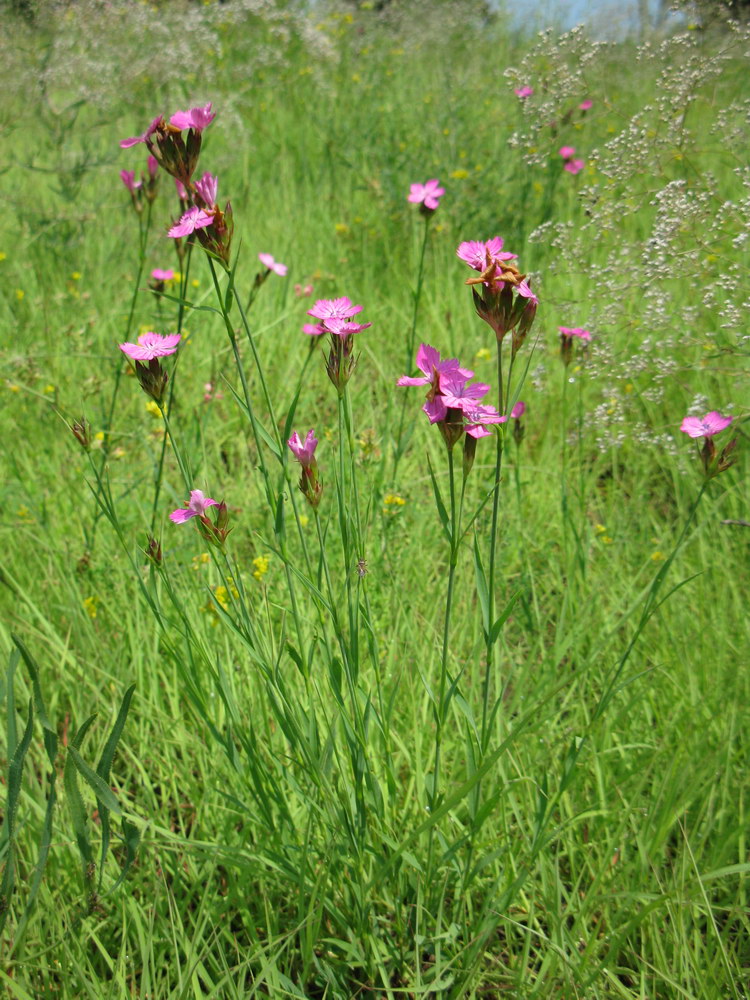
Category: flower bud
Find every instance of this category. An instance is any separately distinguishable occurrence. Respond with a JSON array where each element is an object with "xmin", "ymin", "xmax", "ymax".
[
  {"xmin": 134, "ymin": 358, "xmax": 169, "ymax": 405},
  {"xmin": 144, "ymin": 535, "xmax": 163, "ymax": 566},
  {"xmin": 71, "ymin": 417, "xmax": 91, "ymax": 451}
]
